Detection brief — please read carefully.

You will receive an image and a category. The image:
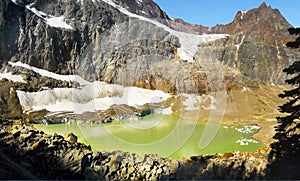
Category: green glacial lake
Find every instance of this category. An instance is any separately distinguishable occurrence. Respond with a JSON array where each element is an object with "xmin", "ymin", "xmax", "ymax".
[{"xmin": 35, "ymin": 114, "xmax": 264, "ymax": 159}]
